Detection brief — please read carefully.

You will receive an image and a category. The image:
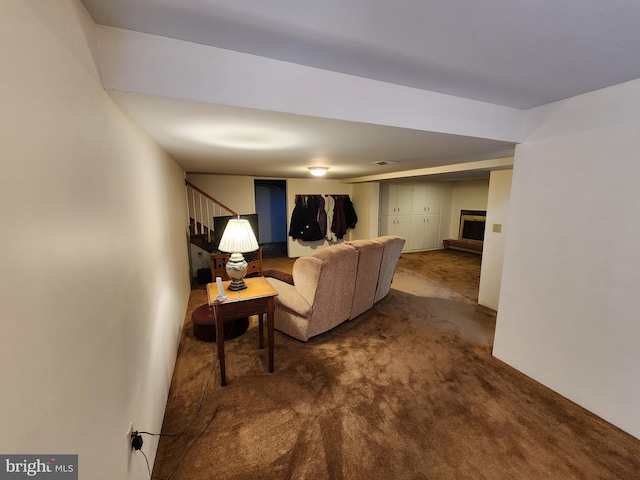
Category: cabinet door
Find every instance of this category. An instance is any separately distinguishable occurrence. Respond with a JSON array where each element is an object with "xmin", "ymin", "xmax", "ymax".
[
  {"xmin": 411, "ymin": 184, "xmax": 442, "ymax": 214},
  {"xmin": 425, "ymin": 185, "xmax": 442, "ymax": 214},
  {"xmin": 381, "ymin": 184, "xmax": 413, "ymax": 215},
  {"xmin": 395, "ymin": 216, "xmax": 412, "ymax": 248},
  {"xmin": 379, "ymin": 215, "xmax": 394, "ymax": 236},
  {"xmin": 380, "ymin": 185, "xmax": 395, "ymax": 215},
  {"xmin": 411, "ymin": 185, "xmax": 428, "ymax": 214},
  {"xmin": 396, "ymin": 185, "xmax": 412, "ymax": 215},
  {"xmin": 424, "ymin": 214, "xmax": 441, "ymax": 249},
  {"xmin": 408, "ymin": 215, "xmax": 427, "ymax": 250},
  {"xmin": 380, "ymin": 215, "xmax": 411, "ymax": 241}
]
